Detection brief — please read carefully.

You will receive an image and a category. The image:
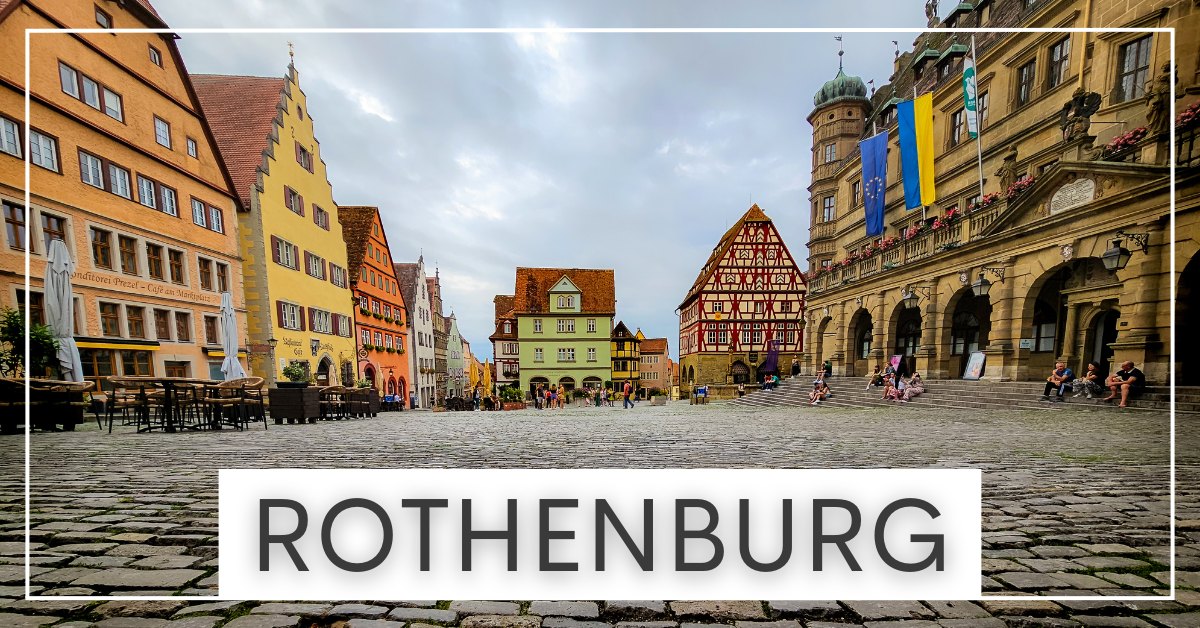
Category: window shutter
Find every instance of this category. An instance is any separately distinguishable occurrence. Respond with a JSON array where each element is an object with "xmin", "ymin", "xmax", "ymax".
[
  {"xmin": 298, "ymin": 194, "xmax": 305, "ymax": 216},
  {"xmin": 308, "ymin": 308, "xmax": 316, "ymax": 333},
  {"xmin": 295, "ymin": 141, "xmax": 302, "ymax": 165},
  {"xmin": 322, "ymin": 260, "xmax": 328, "ymax": 280},
  {"xmin": 276, "ymin": 301, "xmax": 285, "ymax": 328},
  {"xmin": 313, "ymin": 205, "xmax": 320, "ymax": 226},
  {"xmin": 283, "ymin": 186, "xmax": 291, "ymax": 208},
  {"xmin": 270, "ymin": 236, "xmax": 280, "ymax": 264},
  {"xmin": 298, "ymin": 307, "xmax": 307, "ymax": 332}
]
